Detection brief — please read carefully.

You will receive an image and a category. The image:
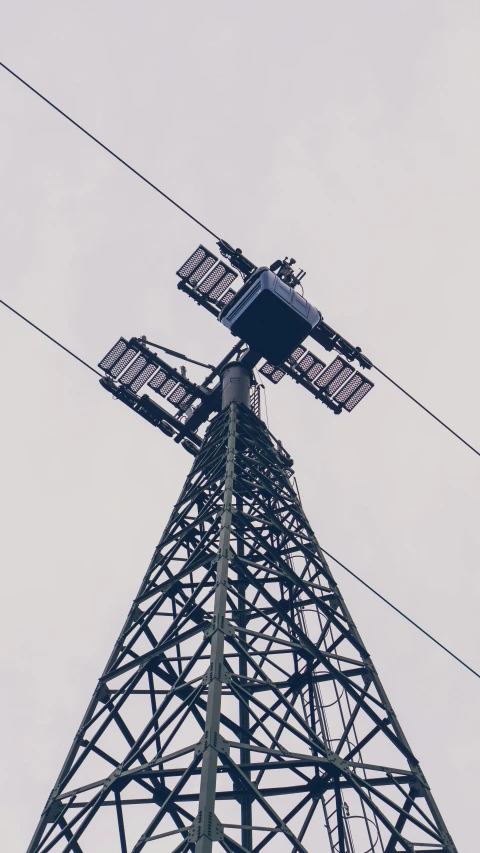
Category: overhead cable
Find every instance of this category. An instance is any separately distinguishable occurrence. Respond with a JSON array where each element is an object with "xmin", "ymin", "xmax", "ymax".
[
  {"xmin": 372, "ymin": 363, "xmax": 479, "ymax": 457},
  {"xmin": 0, "ymin": 298, "xmax": 101, "ymax": 376},
  {"xmin": 0, "ymin": 60, "xmax": 220, "ymax": 241},
  {"xmin": 1, "ymin": 60, "xmax": 478, "ymax": 459},
  {"xmin": 1, "ymin": 295, "xmax": 478, "ymax": 683},
  {"xmin": 321, "ymin": 546, "xmax": 480, "ymax": 680}
]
